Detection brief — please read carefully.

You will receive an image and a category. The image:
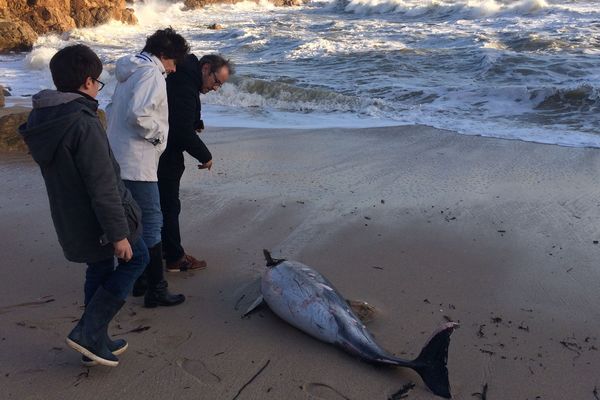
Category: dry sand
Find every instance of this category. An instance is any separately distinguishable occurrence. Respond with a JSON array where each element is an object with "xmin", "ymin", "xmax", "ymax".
[{"xmin": 1, "ymin": 125, "xmax": 599, "ymax": 399}]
